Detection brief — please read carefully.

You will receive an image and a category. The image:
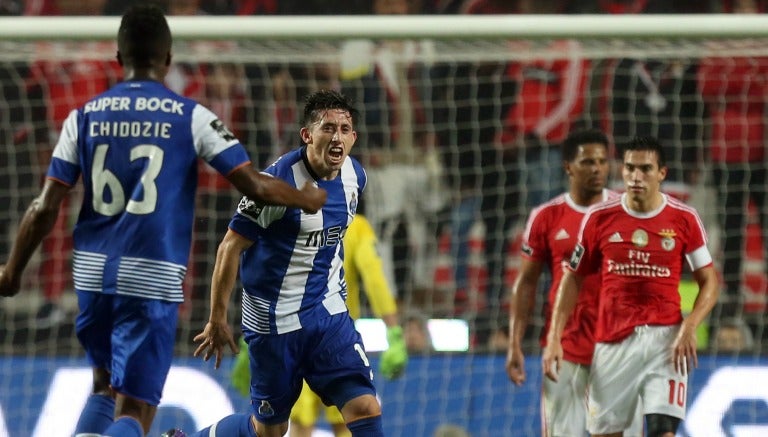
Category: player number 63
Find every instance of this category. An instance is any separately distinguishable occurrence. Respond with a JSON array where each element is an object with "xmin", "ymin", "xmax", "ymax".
[{"xmin": 91, "ymin": 144, "xmax": 164, "ymax": 216}]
